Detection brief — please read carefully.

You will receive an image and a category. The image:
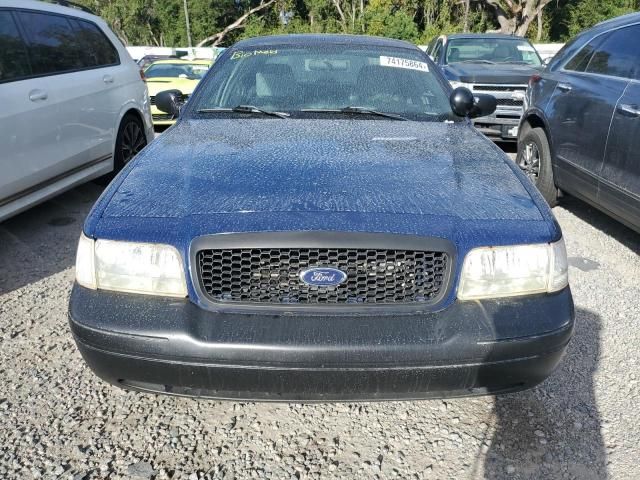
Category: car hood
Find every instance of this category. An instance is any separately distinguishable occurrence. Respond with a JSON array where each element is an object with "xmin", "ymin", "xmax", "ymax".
[
  {"xmin": 443, "ymin": 62, "xmax": 541, "ymax": 84},
  {"xmin": 146, "ymin": 77, "xmax": 200, "ymax": 96},
  {"xmin": 91, "ymin": 119, "xmax": 554, "ymax": 245}
]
